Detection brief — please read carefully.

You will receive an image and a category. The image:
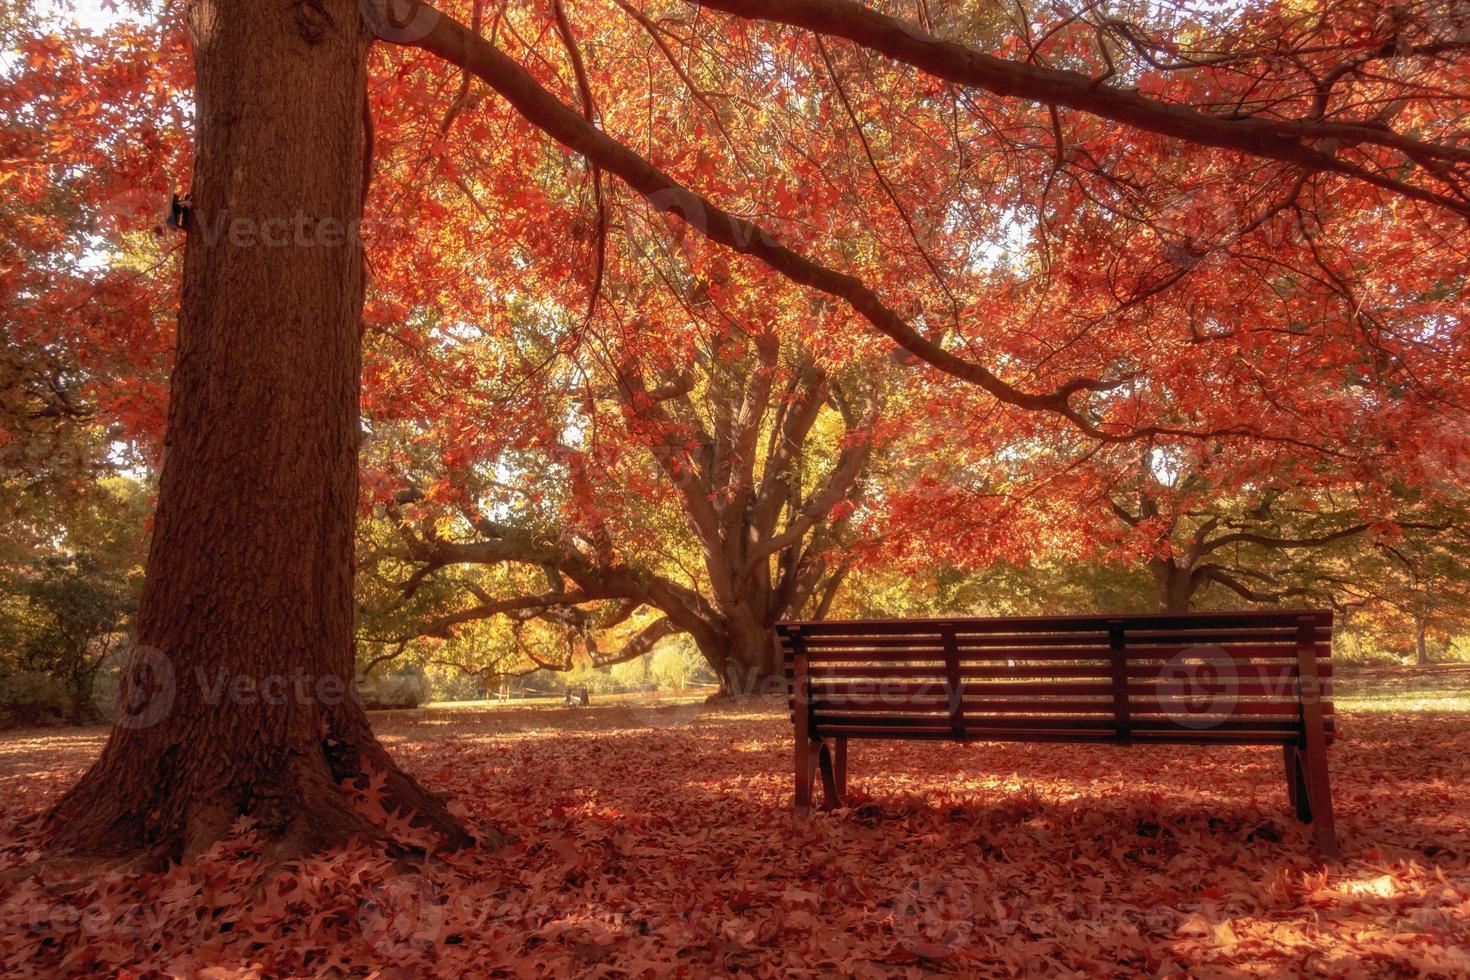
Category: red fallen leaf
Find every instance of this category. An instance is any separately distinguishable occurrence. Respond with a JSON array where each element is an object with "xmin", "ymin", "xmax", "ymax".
[
  {"xmin": 2, "ymin": 699, "xmax": 1469, "ymax": 976},
  {"xmin": 547, "ymin": 835, "xmax": 581, "ymax": 867},
  {"xmin": 780, "ymin": 886, "xmax": 821, "ymax": 907}
]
